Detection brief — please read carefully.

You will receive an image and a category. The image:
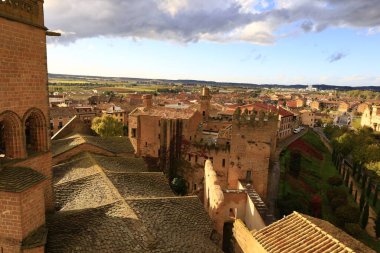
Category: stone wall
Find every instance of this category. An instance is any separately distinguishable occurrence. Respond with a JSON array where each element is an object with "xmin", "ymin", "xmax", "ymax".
[
  {"xmin": 233, "ymin": 219, "xmax": 266, "ymax": 253},
  {"xmin": 229, "ymin": 119, "xmax": 278, "ymax": 199}
]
